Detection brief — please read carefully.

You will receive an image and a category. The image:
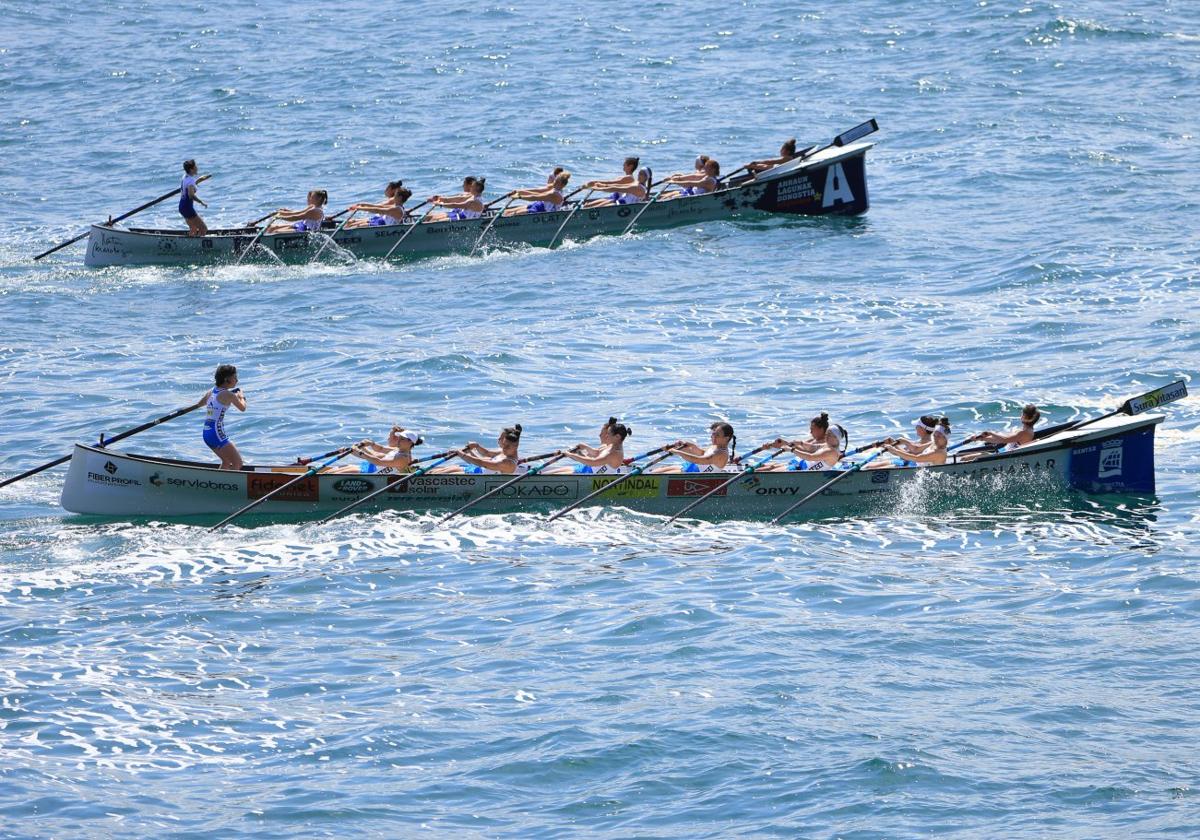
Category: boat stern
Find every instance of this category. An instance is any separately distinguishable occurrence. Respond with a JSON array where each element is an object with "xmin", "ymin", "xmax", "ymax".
[
  {"xmin": 752, "ymin": 142, "xmax": 871, "ymax": 216},
  {"xmin": 1067, "ymin": 414, "xmax": 1162, "ymax": 495}
]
